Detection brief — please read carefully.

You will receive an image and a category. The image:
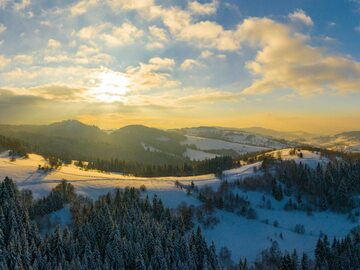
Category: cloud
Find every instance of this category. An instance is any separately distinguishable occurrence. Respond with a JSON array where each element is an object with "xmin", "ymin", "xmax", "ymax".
[
  {"xmin": 180, "ymin": 59, "xmax": 202, "ymax": 70},
  {"xmin": 70, "ymin": 0, "xmax": 98, "ymax": 16},
  {"xmin": 77, "ymin": 24, "xmax": 109, "ymax": 40},
  {"xmin": 200, "ymin": 50, "xmax": 213, "ymax": 58},
  {"xmin": 146, "ymin": 25, "xmax": 169, "ymax": 49},
  {"xmin": 2, "ymin": 1, "xmax": 360, "ymax": 104},
  {"xmin": 1, "ymin": 66, "xmax": 100, "ymax": 88},
  {"xmin": 43, "ymin": 45, "xmax": 111, "ymax": 65},
  {"xmin": 288, "ymin": 9, "xmax": 313, "ymax": 26},
  {"xmin": 148, "ymin": 6, "xmax": 192, "ymax": 33},
  {"xmin": 0, "ymin": 84, "xmax": 240, "ymax": 127},
  {"xmin": 101, "ymin": 22, "xmax": 143, "ymax": 47},
  {"xmin": 125, "ymin": 57, "xmax": 179, "ymax": 91},
  {"xmin": 13, "ymin": 0, "xmax": 30, "ymax": 12},
  {"xmin": 0, "ymin": 24, "xmax": 6, "ymax": 33},
  {"xmin": 176, "ymin": 88, "xmax": 240, "ymax": 104},
  {"xmin": 77, "ymin": 22, "xmax": 142, "ymax": 47},
  {"xmin": 148, "ymin": 57, "xmax": 175, "ymax": 68},
  {"xmin": 147, "ymin": 6, "xmax": 239, "ymax": 51},
  {"xmin": 237, "ymin": 18, "xmax": 360, "ymax": 96},
  {"xmin": 27, "ymin": 85, "xmax": 86, "ymax": 99},
  {"xmin": 43, "ymin": 54, "xmax": 71, "ymax": 63},
  {"xmin": 74, "ymin": 45, "xmax": 112, "ymax": 64},
  {"xmin": 188, "ymin": 0, "xmax": 218, "ymax": 15},
  {"xmin": 142, "ymin": 8, "xmax": 360, "ymax": 95},
  {"xmin": 47, "ymin": 38, "xmax": 61, "ymax": 49},
  {"xmin": 0, "ymin": 88, "xmax": 108, "ymax": 125},
  {"xmin": 0, "ymin": 0, "xmax": 7, "ymax": 9},
  {"xmin": 146, "ymin": 41, "xmax": 164, "ymax": 49},
  {"xmin": 5, "ymin": 85, "xmax": 86, "ymax": 101},
  {"xmin": 114, "ymin": 87, "xmax": 241, "ymax": 109},
  {"xmin": 181, "ymin": 21, "xmax": 239, "ymax": 50},
  {"xmin": 0, "ymin": 54, "xmax": 10, "ymax": 69},
  {"xmin": 355, "ymin": 25, "xmax": 360, "ymax": 32},
  {"xmin": 14, "ymin": 54, "xmax": 33, "ymax": 64},
  {"xmin": 107, "ymin": 0, "xmax": 154, "ymax": 11},
  {"xmin": 1, "ymin": 55, "xmax": 177, "ymax": 93},
  {"xmin": 0, "ymin": 89, "xmax": 46, "ymax": 124},
  {"xmin": 148, "ymin": 26, "xmax": 168, "ymax": 42}
]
